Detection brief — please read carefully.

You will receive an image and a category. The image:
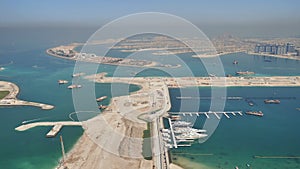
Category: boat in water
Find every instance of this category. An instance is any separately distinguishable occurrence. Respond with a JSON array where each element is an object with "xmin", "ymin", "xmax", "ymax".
[
  {"xmin": 175, "ymin": 132, "xmax": 207, "ymax": 140},
  {"xmin": 246, "ymin": 111, "xmax": 263, "ymax": 117},
  {"xmin": 233, "ymin": 60, "xmax": 238, "ymax": 64},
  {"xmin": 67, "ymin": 84, "xmax": 82, "ymax": 89},
  {"xmin": 96, "ymin": 96, "xmax": 107, "ymax": 102},
  {"xmin": 236, "ymin": 71, "xmax": 255, "ymax": 75},
  {"xmin": 58, "ymin": 80, "xmax": 68, "ymax": 84},
  {"xmin": 170, "ymin": 115, "xmax": 181, "ymax": 121},
  {"xmin": 174, "ymin": 127, "xmax": 206, "ymax": 134},
  {"xmin": 72, "ymin": 72, "xmax": 85, "ymax": 77},
  {"xmin": 99, "ymin": 104, "xmax": 108, "ymax": 110},
  {"xmin": 264, "ymin": 99, "xmax": 280, "ymax": 104},
  {"xmin": 172, "ymin": 121, "xmax": 192, "ymax": 127}
]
